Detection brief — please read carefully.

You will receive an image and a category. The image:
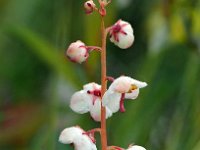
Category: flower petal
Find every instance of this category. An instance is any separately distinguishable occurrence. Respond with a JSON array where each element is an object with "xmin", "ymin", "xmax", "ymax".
[
  {"xmin": 83, "ymin": 82, "xmax": 101, "ymax": 91},
  {"xmin": 102, "ymin": 90, "xmax": 121, "ymax": 113},
  {"xmin": 59, "ymin": 126, "xmax": 82, "ymax": 144},
  {"xmin": 90, "ymin": 99, "xmax": 112, "ymax": 121},
  {"xmin": 70, "ymin": 90, "xmax": 92, "ymax": 114},
  {"xmin": 109, "ymin": 76, "xmax": 133, "ymax": 93},
  {"xmin": 125, "ymin": 88, "xmax": 139, "ymax": 100},
  {"xmin": 127, "ymin": 145, "xmax": 146, "ymax": 150},
  {"xmin": 131, "ymin": 79, "xmax": 147, "ymax": 88}
]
